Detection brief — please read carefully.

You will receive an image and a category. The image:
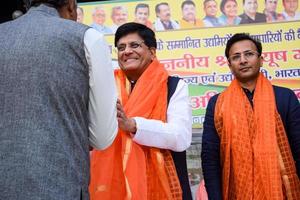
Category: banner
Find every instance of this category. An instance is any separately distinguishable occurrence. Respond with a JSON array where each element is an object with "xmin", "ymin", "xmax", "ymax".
[{"xmin": 78, "ymin": 0, "xmax": 300, "ymax": 128}]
